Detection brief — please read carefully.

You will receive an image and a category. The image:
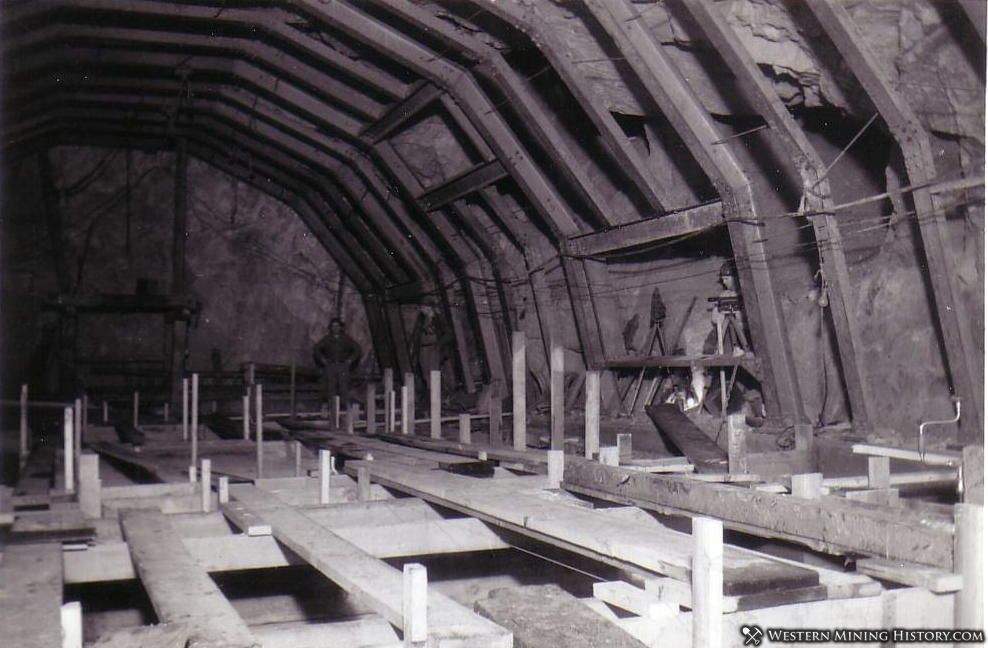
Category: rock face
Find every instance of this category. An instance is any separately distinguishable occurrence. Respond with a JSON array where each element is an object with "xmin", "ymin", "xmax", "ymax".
[{"xmin": 1, "ymin": 146, "xmax": 371, "ymax": 391}]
